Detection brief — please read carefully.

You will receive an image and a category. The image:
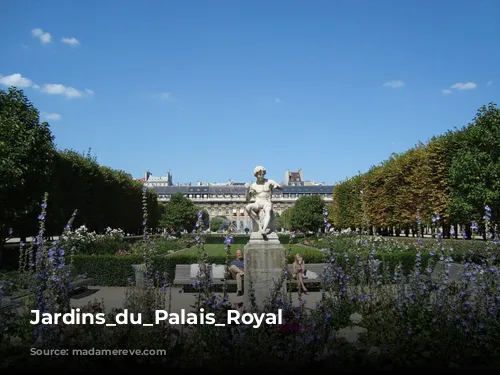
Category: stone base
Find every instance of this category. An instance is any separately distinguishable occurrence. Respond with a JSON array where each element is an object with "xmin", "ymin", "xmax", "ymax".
[
  {"xmin": 249, "ymin": 231, "xmax": 279, "ymax": 242},
  {"xmin": 243, "ymin": 233, "xmax": 287, "ymax": 311}
]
